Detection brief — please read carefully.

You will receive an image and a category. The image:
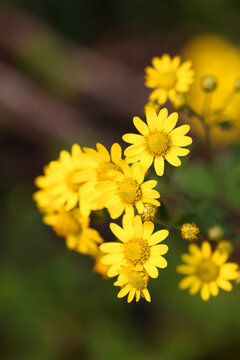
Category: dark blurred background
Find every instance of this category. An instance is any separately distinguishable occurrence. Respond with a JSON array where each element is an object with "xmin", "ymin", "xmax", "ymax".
[{"xmin": 1, "ymin": 1, "xmax": 240, "ymax": 359}]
